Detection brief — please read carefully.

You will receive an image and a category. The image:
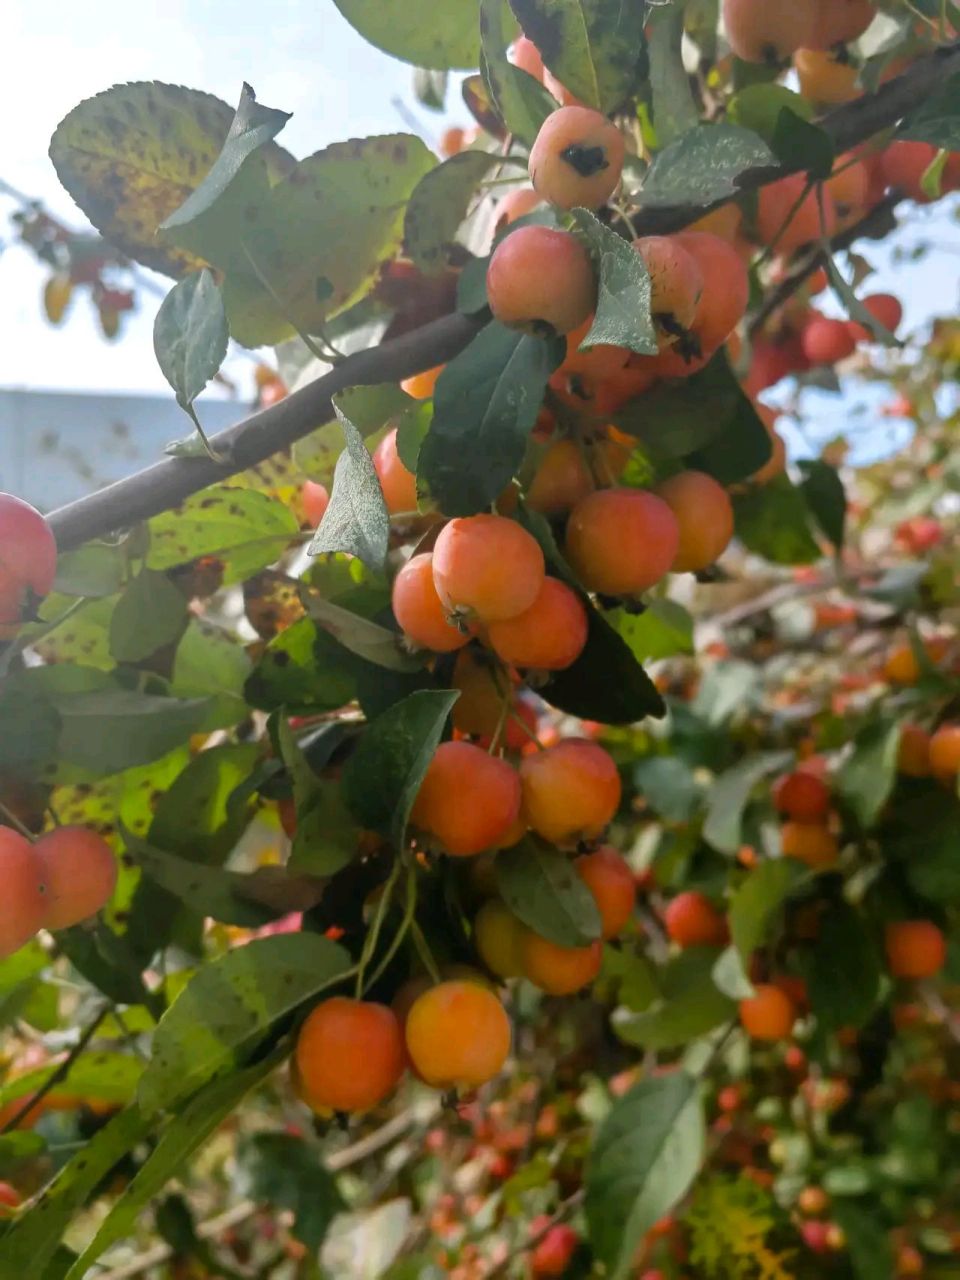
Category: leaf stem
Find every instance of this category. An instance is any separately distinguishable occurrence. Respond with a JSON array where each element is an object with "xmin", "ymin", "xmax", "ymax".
[{"xmin": 355, "ymin": 856, "xmax": 402, "ymax": 998}]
